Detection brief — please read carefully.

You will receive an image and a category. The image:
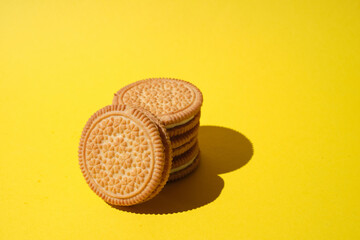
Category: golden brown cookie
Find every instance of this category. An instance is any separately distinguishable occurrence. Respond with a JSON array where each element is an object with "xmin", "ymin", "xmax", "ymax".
[
  {"xmin": 172, "ymin": 142, "xmax": 199, "ymax": 170},
  {"xmin": 172, "ymin": 137, "xmax": 197, "ymax": 157},
  {"xmin": 168, "ymin": 154, "xmax": 200, "ymax": 182},
  {"xmin": 170, "ymin": 123, "xmax": 199, "ymax": 148},
  {"xmin": 112, "ymin": 78, "xmax": 203, "ymax": 127},
  {"xmin": 167, "ymin": 111, "xmax": 201, "ymax": 137},
  {"xmin": 136, "ymin": 107, "xmax": 172, "ymax": 200},
  {"xmin": 78, "ymin": 105, "xmax": 172, "ymax": 206}
]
